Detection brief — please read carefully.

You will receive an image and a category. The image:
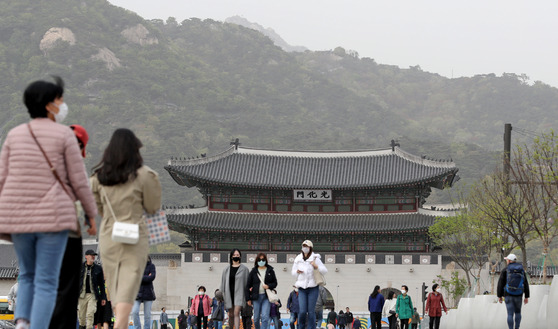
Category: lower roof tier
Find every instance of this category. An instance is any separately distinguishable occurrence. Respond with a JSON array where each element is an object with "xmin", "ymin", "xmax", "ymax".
[{"xmin": 166, "ymin": 207, "xmax": 453, "ymax": 234}]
